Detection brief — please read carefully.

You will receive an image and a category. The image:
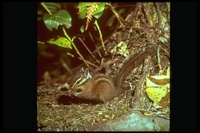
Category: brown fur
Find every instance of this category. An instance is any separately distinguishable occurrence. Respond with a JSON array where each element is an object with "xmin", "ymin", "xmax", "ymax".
[
  {"xmin": 71, "ymin": 48, "xmax": 157, "ymax": 103},
  {"xmin": 72, "ymin": 74, "xmax": 117, "ymax": 102}
]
